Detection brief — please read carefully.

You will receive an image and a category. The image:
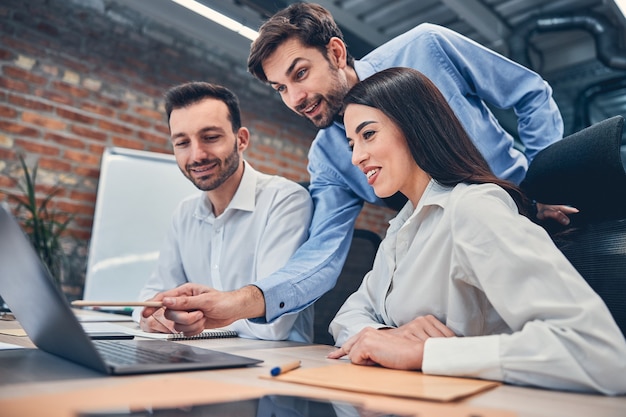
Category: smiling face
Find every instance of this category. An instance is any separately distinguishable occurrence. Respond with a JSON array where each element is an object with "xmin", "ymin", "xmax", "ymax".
[
  {"xmin": 169, "ymin": 98, "xmax": 248, "ymax": 192},
  {"xmin": 262, "ymin": 37, "xmax": 354, "ymax": 129},
  {"xmin": 345, "ymin": 103, "xmax": 430, "ymax": 207}
]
